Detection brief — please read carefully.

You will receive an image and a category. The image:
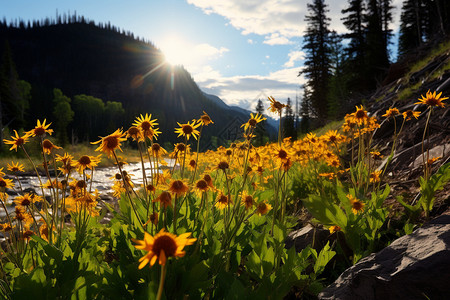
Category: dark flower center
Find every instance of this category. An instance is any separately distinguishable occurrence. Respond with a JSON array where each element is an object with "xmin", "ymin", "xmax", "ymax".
[
  {"xmin": 182, "ymin": 125, "xmax": 193, "ymax": 135},
  {"xmin": 34, "ymin": 127, "xmax": 46, "ymax": 136},
  {"xmin": 42, "ymin": 139, "xmax": 53, "ymax": 149},
  {"xmin": 141, "ymin": 121, "xmax": 152, "ymax": 131},
  {"xmin": 16, "ymin": 138, "xmax": 25, "ymax": 146},
  {"xmin": 172, "ymin": 180, "xmax": 184, "ymax": 191},
  {"xmin": 105, "ymin": 136, "xmax": 119, "ymax": 149},
  {"xmin": 79, "ymin": 155, "xmax": 91, "ymax": 165},
  {"xmin": 152, "ymin": 143, "xmax": 161, "ymax": 152},
  {"xmin": 159, "ymin": 191, "xmax": 172, "ymax": 205},
  {"xmin": 21, "ymin": 198, "xmax": 31, "ymax": 206},
  {"xmin": 196, "ymin": 180, "xmax": 208, "ymax": 190},
  {"xmin": 355, "ymin": 110, "xmax": 366, "ymax": 119},
  {"xmin": 278, "ymin": 150, "xmax": 287, "ymax": 159},
  {"xmin": 203, "ymin": 174, "xmax": 212, "ymax": 183},
  {"xmin": 77, "ymin": 180, "xmax": 87, "ymax": 189},
  {"xmin": 218, "ymin": 161, "xmax": 229, "ymax": 170},
  {"xmin": 352, "ymin": 201, "xmax": 363, "ymax": 210},
  {"xmin": 426, "ymin": 97, "xmax": 439, "ymax": 106},
  {"xmin": 128, "ymin": 127, "xmax": 140, "ymax": 136},
  {"xmin": 218, "ymin": 195, "xmax": 228, "ymax": 204},
  {"xmin": 153, "ymin": 235, "xmax": 177, "ymax": 258}
]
